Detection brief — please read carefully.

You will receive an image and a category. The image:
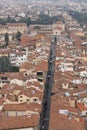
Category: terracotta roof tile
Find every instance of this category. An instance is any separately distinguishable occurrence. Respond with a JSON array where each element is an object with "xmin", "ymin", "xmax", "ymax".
[
  {"xmin": 0, "ymin": 115, "xmax": 39, "ymax": 130},
  {"xmin": 3, "ymin": 103, "xmax": 41, "ymax": 112},
  {"xmin": 35, "ymin": 60, "xmax": 48, "ymax": 72},
  {"xmin": 77, "ymin": 103, "xmax": 87, "ymax": 111}
]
